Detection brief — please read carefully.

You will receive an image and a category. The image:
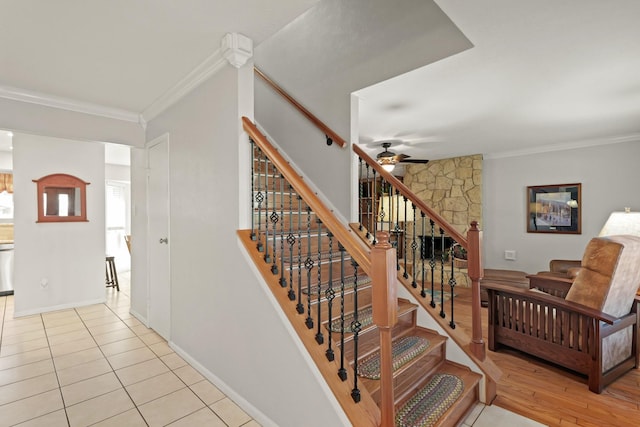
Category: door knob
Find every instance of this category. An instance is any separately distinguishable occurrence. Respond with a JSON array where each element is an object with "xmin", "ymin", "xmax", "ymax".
[{"xmin": 159, "ymin": 238, "xmax": 169, "ymax": 244}]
